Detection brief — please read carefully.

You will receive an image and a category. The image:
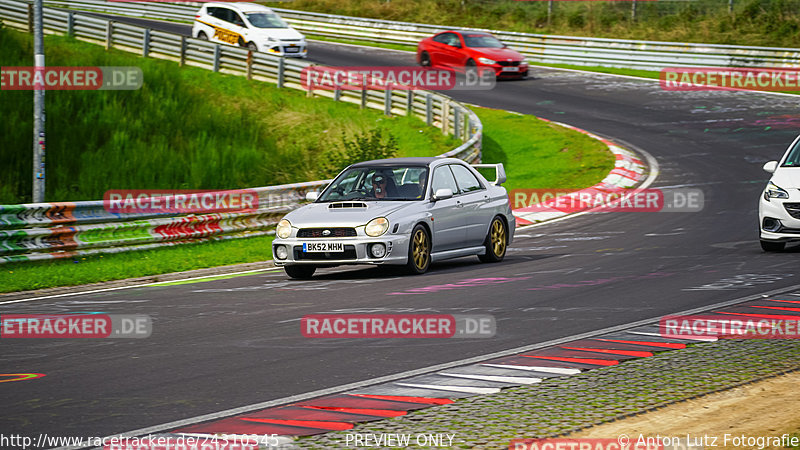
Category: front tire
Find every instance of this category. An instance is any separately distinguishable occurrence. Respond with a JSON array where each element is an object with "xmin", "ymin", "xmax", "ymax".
[
  {"xmin": 419, "ymin": 51, "xmax": 431, "ymax": 67},
  {"xmin": 406, "ymin": 224, "xmax": 431, "ymax": 274},
  {"xmin": 284, "ymin": 265, "xmax": 316, "ymax": 279},
  {"xmin": 760, "ymin": 240, "xmax": 785, "ymax": 252},
  {"xmin": 479, "ymin": 217, "xmax": 507, "ymax": 263}
]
